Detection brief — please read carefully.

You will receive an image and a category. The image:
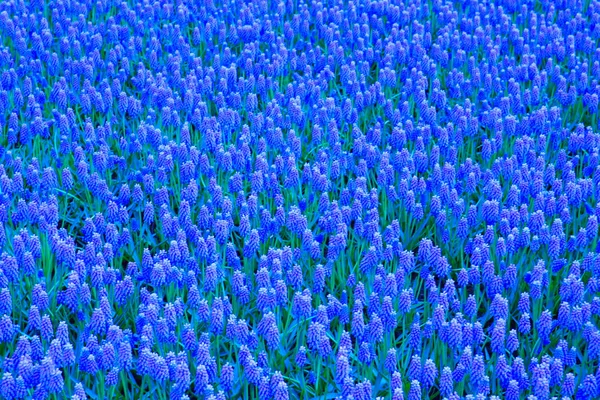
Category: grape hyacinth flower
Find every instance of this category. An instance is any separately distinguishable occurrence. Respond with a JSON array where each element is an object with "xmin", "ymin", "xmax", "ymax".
[{"xmin": 0, "ymin": 0, "xmax": 599, "ymax": 398}]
